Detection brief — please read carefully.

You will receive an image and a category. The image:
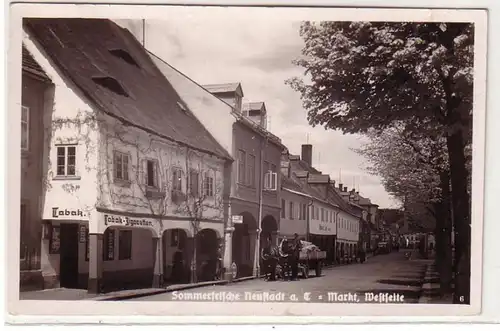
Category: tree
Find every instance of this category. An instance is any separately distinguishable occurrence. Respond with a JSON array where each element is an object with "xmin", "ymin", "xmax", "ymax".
[
  {"xmin": 288, "ymin": 22, "xmax": 473, "ymax": 303},
  {"xmin": 354, "ymin": 126, "xmax": 454, "ymax": 293}
]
